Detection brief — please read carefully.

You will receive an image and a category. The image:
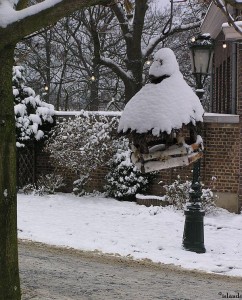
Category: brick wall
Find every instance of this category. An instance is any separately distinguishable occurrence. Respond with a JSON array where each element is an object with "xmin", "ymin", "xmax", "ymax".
[
  {"xmin": 202, "ymin": 122, "xmax": 239, "ymax": 193},
  {"xmin": 35, "ymin": 148, "xmax": 110, "ymax": 193},
  {"xmin": 36, "ymin": 148, "xmax": 193, "ymax": 196},
  {"xmin": 146, "ymin": 119, "xmax": 240, "ymax": 200},
  {"xmin": 35, "ymin": 148, "xmax": 77, "ymax": 192},
  {"xmin": 35, "ymin": 114, "xmax": 241, "ymax": 211}
]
